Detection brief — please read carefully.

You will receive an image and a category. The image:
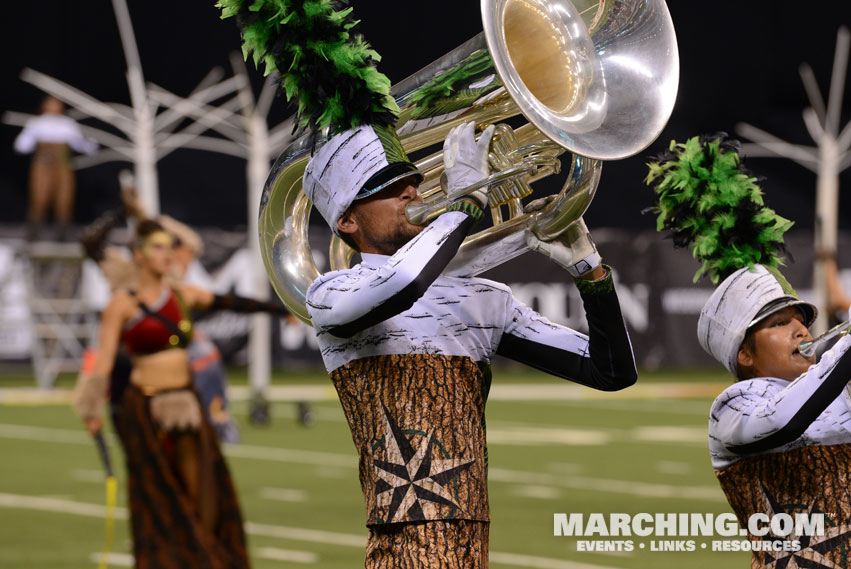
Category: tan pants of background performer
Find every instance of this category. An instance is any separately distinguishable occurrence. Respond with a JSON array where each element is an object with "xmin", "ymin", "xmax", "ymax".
[
  {"xmin": 365, "ymin": 519, "xmax": 489, "ymax": 569},
  {"xmin": 28, "ymin": 144, "xmax": 75, "ymax": 232}
]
